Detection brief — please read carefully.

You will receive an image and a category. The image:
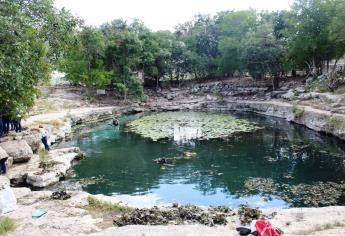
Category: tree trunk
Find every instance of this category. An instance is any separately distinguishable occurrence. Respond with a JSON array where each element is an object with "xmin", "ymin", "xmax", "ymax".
[
  {"xmin": 292, "ymin": 69, "xmax": 297, "ymax": 77},
  {"xmin": 156, "ymin": 77, "xmax": 159, "ymax": 91},
  {"xmin": 312, "ymin": 57, "xmax": 317, "ymax": 78},
  {"xmin": 272, "ymin": 76, "xmax": 279, "ymax": 91}
]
